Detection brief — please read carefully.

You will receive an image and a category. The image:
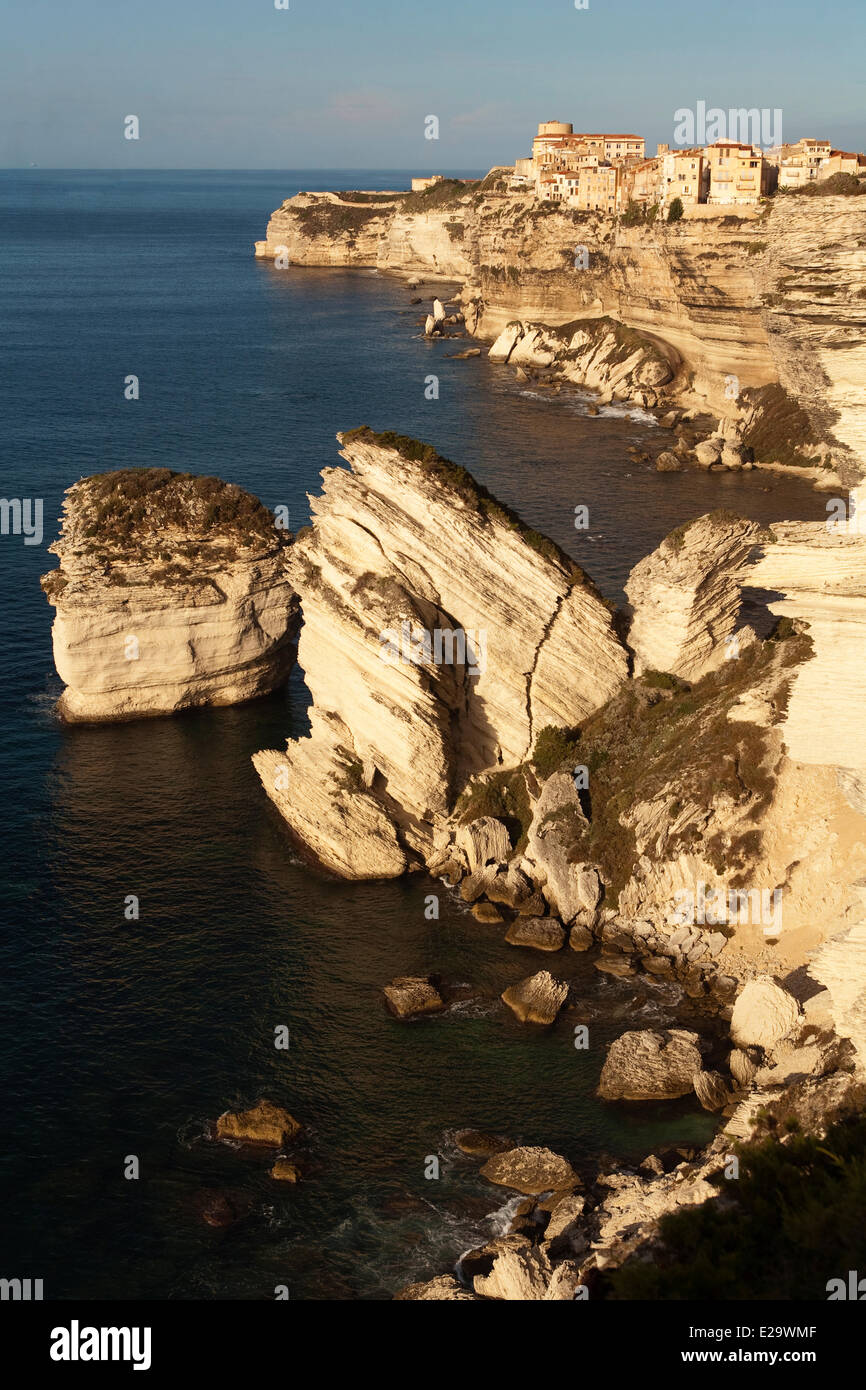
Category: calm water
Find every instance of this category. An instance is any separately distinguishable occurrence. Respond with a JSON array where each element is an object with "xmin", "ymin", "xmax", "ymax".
[{"xmin": 0, "ymin": 171, "xmax": 826, "ymax": 1299}]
